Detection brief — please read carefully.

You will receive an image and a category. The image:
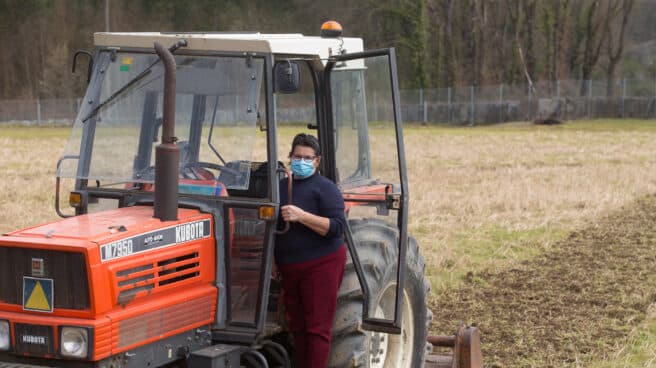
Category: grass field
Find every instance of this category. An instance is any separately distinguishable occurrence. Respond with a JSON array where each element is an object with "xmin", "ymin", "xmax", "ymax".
[{"xmin": 1, "ymin": 119, "xmax": 656, "ymax": 366}]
